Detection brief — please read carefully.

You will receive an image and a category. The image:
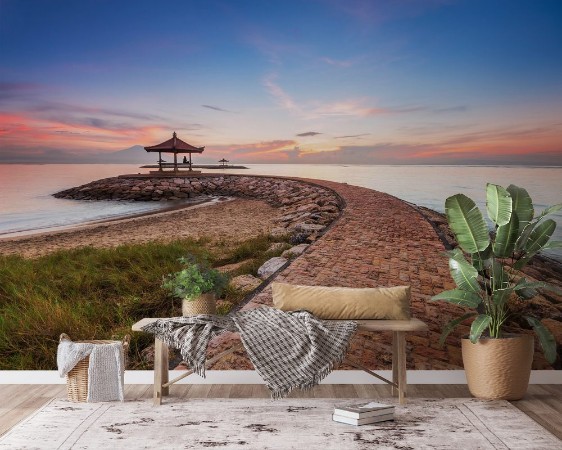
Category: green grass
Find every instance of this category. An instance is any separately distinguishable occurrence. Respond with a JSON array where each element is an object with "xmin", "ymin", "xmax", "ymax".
[{"xmin": 0, "ymin": 234, "xmax": 289, "ymax": 370}]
